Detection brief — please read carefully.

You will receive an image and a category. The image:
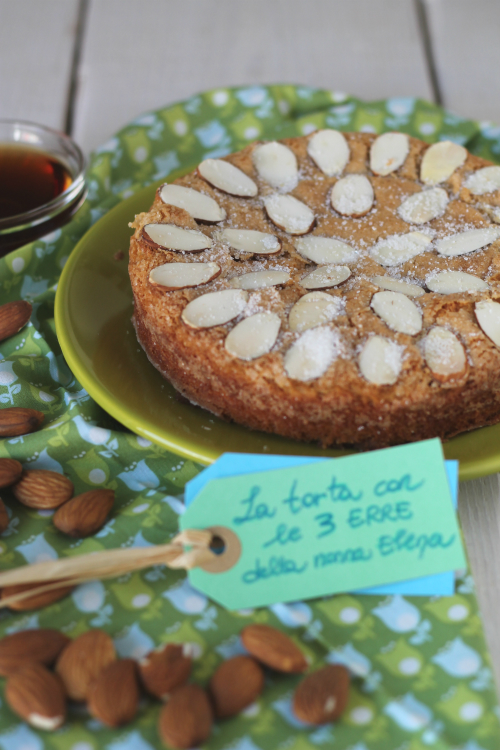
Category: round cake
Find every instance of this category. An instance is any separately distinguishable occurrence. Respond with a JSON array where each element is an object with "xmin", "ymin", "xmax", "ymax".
[{"xmin": 128, "ymin": 130, "xmax": 500, "ymax": 449}]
